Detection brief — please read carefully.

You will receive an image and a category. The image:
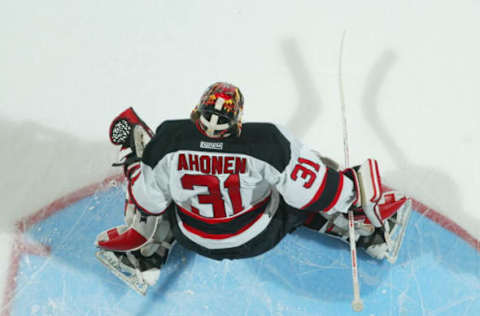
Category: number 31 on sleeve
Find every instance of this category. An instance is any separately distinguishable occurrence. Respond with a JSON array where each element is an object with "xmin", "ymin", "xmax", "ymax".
[{"xmin": 290, "ymin": 158, "xmax": 320, "ymax": 189}]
